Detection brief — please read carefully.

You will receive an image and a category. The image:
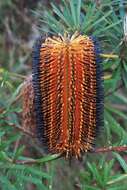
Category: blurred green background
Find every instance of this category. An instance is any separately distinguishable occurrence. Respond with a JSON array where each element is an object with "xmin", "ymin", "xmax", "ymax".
[{"xmin": 0, "ymin": 0, "xmax": 127, "ymax": 189}]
